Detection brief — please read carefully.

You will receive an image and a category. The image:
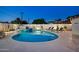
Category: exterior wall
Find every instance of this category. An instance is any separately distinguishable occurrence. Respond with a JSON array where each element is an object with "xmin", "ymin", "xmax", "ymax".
[
  {"xmin": 71, "ymin": 17, "xmax": 79, "ymax": 51},
  {"xmin": 22, "ymin": 24, "xmax": 72, "ymax": 30},
  {"xmin": 0, "ymin": 23, "xmax": 9, "ymax": 32},
  {"xmin": 0, "ymin": 23, "xmax": 20, "ymax": 32},
  {"xmin": 0, "ymin": 23, "xmax": 72, "ymax": 32},
  {"xmin": 12, "ymin": 24, "xmax": 20, "ymax": 30},
  {"xmin": 72, "ymin": 18, "xmax": 79, "ymax": 35}
]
